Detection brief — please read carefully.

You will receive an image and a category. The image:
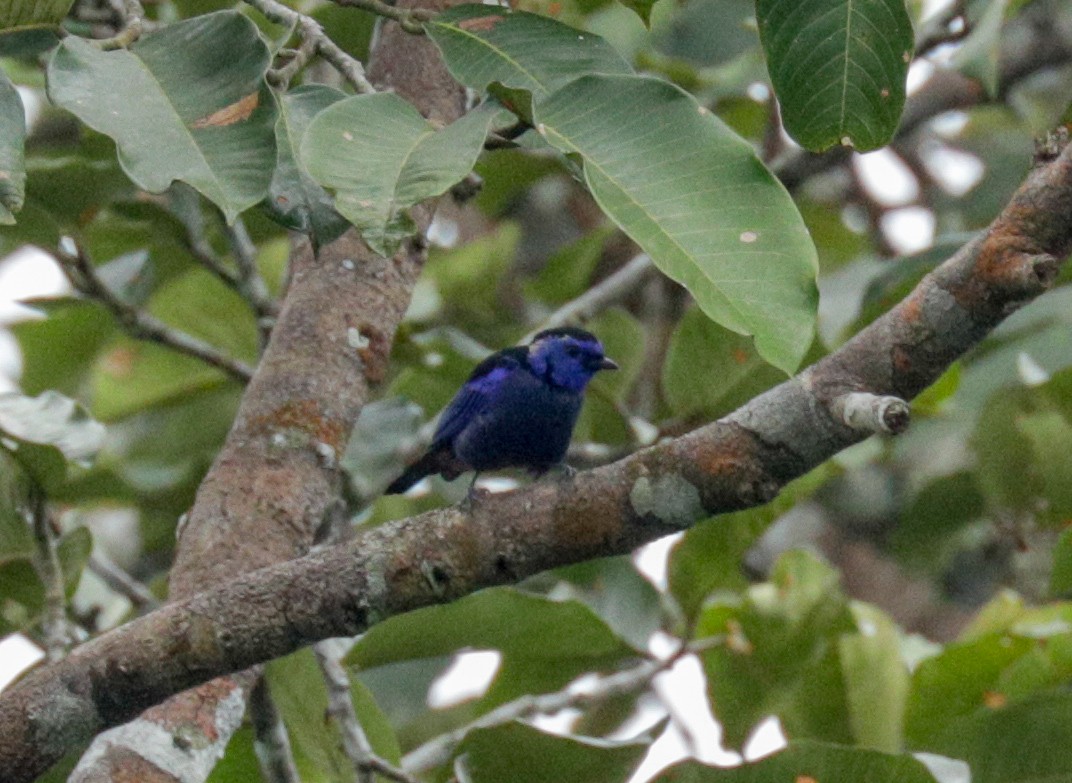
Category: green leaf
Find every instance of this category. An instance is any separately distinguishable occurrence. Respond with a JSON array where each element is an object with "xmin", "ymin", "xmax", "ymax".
[
  {"xmin": 302, "ymin": 96, "xmax": 502, "ymax": 256},
  {"xmin": 756, "ymin": 0, "xmax": 913, "ymax": 152},
  {"xmin": 267, "ymin": 648, "xmax": 401, "ymax": 783},
  {"xmin": 0, "ymin": 390, "xmax": 106, "ymax": 489},
  {"xmin": 838, "ymin": 603, "xmax": 908, "ymax": 751},
  {"xmin": 922, "ymin": 692, "xmax": 1072, "ymax": 783},
  {"xmin": 650, "ymin": 740, "xmax": 938, "ymax": 782},
  {"xmin": 47, "ymin": 11, "xmax": 277, "ymax": 222},
  {"xmin": 662, "ymin": 306, "xmax": 785, "ymax": 419},
  {"xmin": 57, "ymin": 525, "xmax": 91, "ymax": 598},
  {"xmin": 696, "ymin": 552, "xmax": 857, "ymax": 748},
  {"xmin": 0, "ymin": 558, "xmax": 44, "ymax": 634},
  {"xmin": 348, "ymin": 587, "xmax": 639, "ymax": 669},
  {"xmin": 905, "ymin": 632, "xmax": 1035, "ymax": 745},
  {"xmin": 533, "ymin": 74, "xmax": 818, "ymax": 373},
  {"xmin": 347, "ymin": 588, "xmax": 639, "ymax": 711},
  {"xmin": 89, "ymin": 267, "xmax": 256, "ymax": 421},
  {"xmin": 0, "ymin": 70, "xmax": 26, "ymax": 224},
  {"xmin": 1052, "ymin": 528, "xmax": 1072, "ymax": 598},
  {"xmin": 425, "ymin": 5, "xmax": 631, "ymax": 115},
  {"xmin": 668, "ymin": 467, "xmax": 831, "ymax": 623},
  {"xmin": 458, "ymin": 722, "xmax": 648, "ymax": 783},
  {"xmin": 952, "ymin": 0, "xmax": 1014, "ymax": 97},
  {"xmin": 267, "ymin": 84, "xmax": 350, "ymax": 243},
  {"xmin": 0, "ymin": 0, "xmax": 75, "ymax": 30}
]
